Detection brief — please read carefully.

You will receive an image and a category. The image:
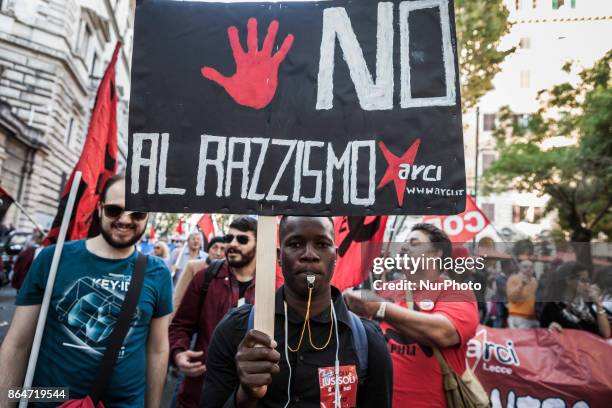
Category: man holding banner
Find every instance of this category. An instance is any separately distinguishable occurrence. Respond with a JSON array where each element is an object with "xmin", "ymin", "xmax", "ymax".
[
  {"xmin": 126, "ymin": 0, "xmax": 469, "ymax": 406},
  {"xmin": 0, "ymin": 176, "xmax": 173, "ymax": 407},
  {"xmin": 201, "ymin": 216, "xmax": 393, "ymax": 408}
]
